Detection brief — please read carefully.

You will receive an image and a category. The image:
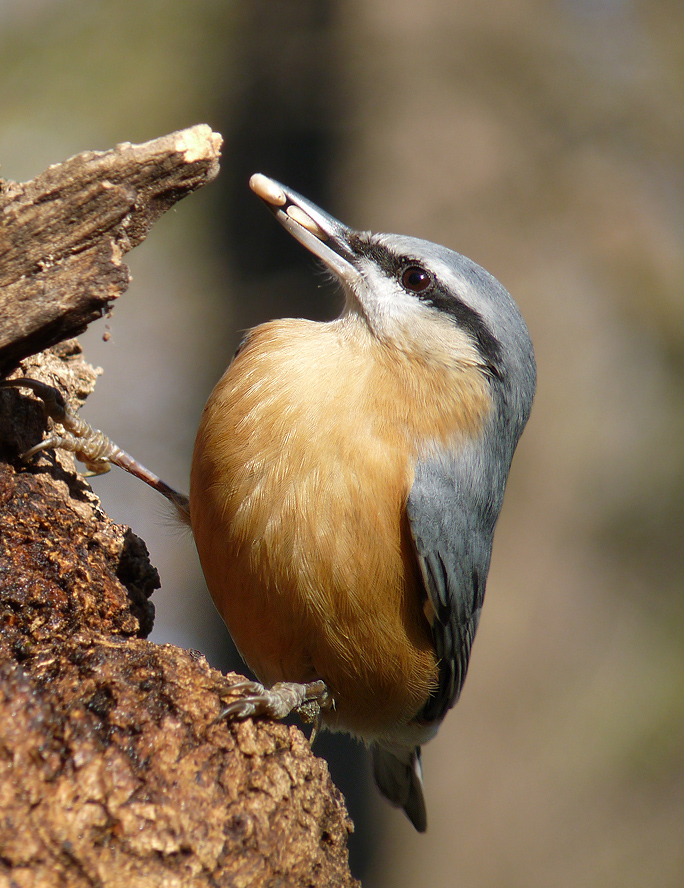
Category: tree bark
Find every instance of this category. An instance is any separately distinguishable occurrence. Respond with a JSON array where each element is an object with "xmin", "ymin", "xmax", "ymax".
[{"xmin": 0, "ymin": 129, "xmax": 357, "ymax": 888}]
